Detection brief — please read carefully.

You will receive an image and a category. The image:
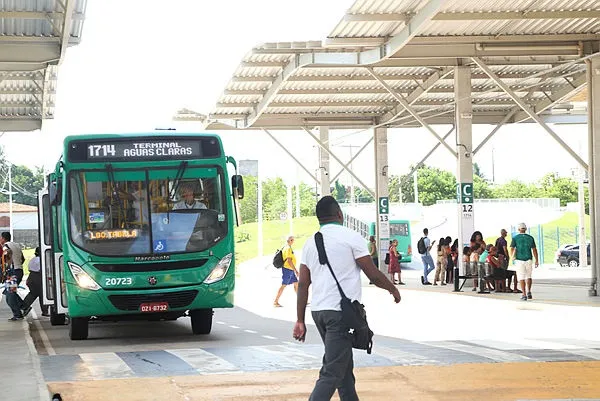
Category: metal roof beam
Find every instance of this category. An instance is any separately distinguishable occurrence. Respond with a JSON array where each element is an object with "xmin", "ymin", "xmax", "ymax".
[
  {"xmin": 472, "ymin": 56, "xmax": 587, "ymax": 170},
  {"xmin": 410, "ymin": 34, "xmax": 600, "ymax": 44},
  {"xmin": 225, "ymin": 85, "xmax": 560, "ymax": 96},
  {"xmin": 0, "ymin": 118, "xmax": 41, "ymax": 131},
  {"xmin": 434, "ymin": 10, "xmax": 600, "ymax": 21},
  {"xmin": 379, "ymin": 67, "xmax": 453, "ymax": 126},
  {"xmin": 59, "ymin": 0, "xmax": 76, "ymax": 62},
  {"xmin": 262, "ymin": 129, "xmax": 320, "ymax": 185},
  {"xmin": 366, "ymin": 66, "xmax": 457, "ymax": 158},
  {"xmin": 231, "ymin": 71, "xmax": 579, "ymax": 83},
  {"xmin": 513, "ymin": 72, "xmax": 588, "ymax": 122},
  {"xmin": 0, "ymin": 11, "xmax": 84, "ymax": 20},
  {"xmin": 0, "ymin": 44, "xmax": 60, "ymax": 63},
  {"xmin": 342, "ymin": 10, "xmax": 599, "ymax": 23},
  {"xmin": 218, "ymin": 98, "xmax": 533, "ymax": 108},
  {"xmin": 239, "ymin": 61, "xmax": 286, "ymax": 68}
]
